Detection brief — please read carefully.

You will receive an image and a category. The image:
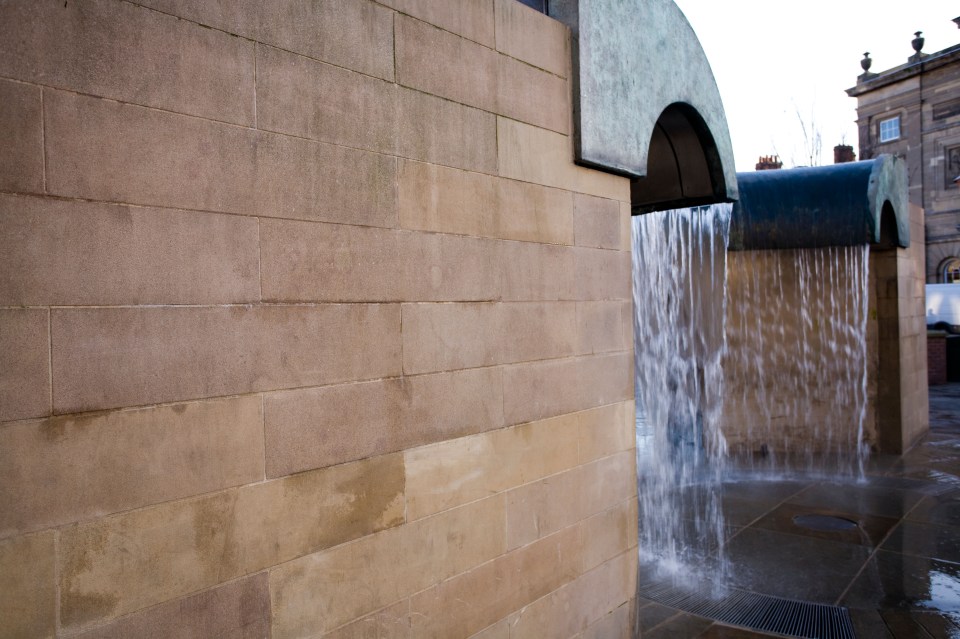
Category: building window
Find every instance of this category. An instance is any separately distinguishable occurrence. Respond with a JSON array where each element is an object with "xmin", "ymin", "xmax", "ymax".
[
  {"xmin": 947, "ymin": 145, "xmax": 960, "ymax": 188},
  {"xmin": 878, "ymin": 116, "xmax": 900, "ymax": 143},
  {"xmin": 943, "ymin": 257, "xmax": 960, "ymax": 283}
]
